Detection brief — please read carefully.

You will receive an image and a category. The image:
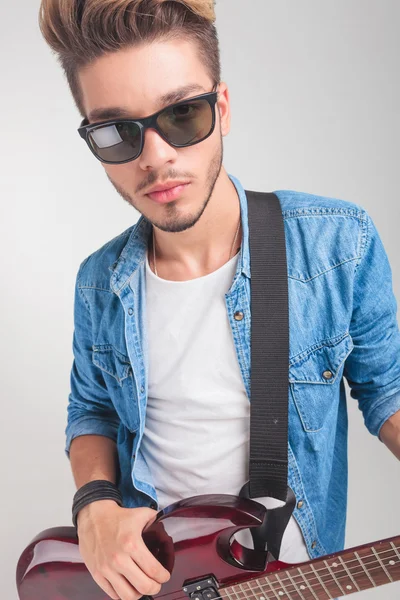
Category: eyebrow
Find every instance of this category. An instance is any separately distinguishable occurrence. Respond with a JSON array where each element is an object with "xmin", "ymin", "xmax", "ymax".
[{"xmin": 87, "ymin": 83, "xmax": 207, "ymax": 123}]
